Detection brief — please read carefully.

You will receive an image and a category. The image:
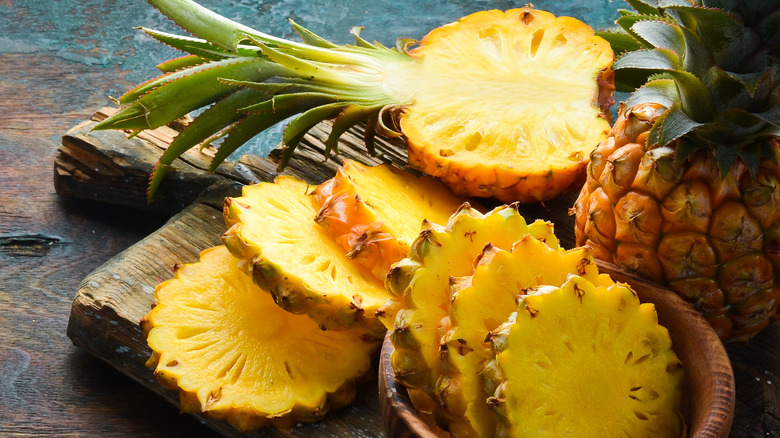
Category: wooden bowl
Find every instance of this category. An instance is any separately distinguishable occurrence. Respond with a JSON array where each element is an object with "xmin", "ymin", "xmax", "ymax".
[{"xmin": 379, "ymin": 260, "xmax": 735, "ymax": 438}]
